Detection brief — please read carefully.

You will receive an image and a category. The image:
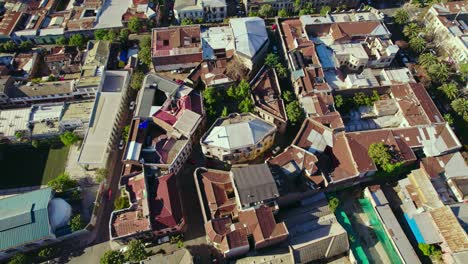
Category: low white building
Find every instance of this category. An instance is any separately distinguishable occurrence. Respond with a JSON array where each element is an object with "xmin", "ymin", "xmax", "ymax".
[{"xmin": 0, "ymin": 108, "xmax": 30, "ymax": 141}]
